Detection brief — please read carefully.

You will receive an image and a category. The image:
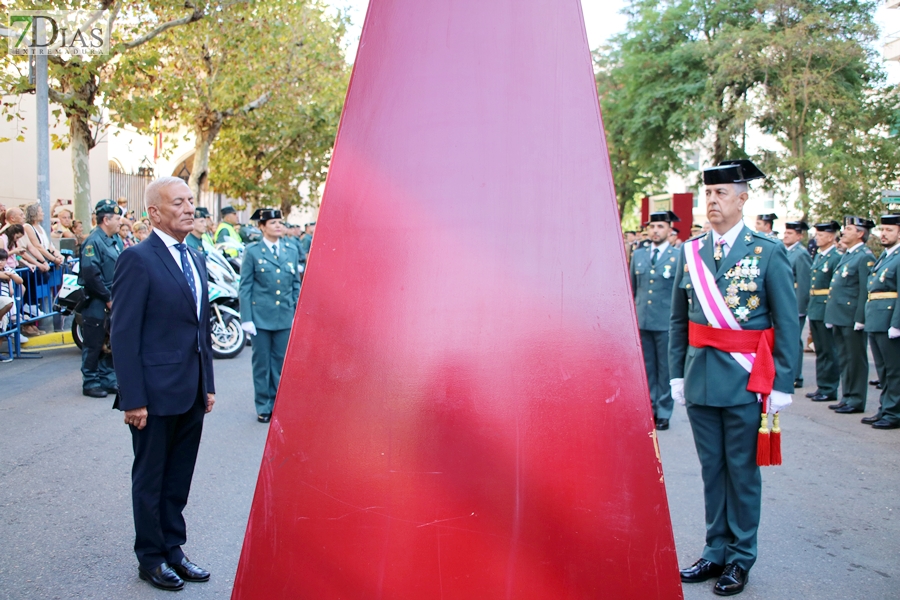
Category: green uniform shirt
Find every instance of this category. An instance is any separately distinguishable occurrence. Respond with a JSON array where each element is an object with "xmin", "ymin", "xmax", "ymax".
[
  {"xmin": 807, "ymin": 246, "xmax": 838, "ymax": 321},
  {"xmin": 239, "ymin": 238, "xmax": 302, "ymax": 331},
  {"xmin": 824, "ymin": 243, "xmax": 874, "ymax": 327},
  {"xmin": 865, "ymin": 248, "xmax": 900, "ymax": 333},
  {"xmin": 78, "ymin": 227, "xmax": 120, "ymax": 318},
  {"xmin": 630, "ymin": 242, "xmax": 678, "ymax": 331}
]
